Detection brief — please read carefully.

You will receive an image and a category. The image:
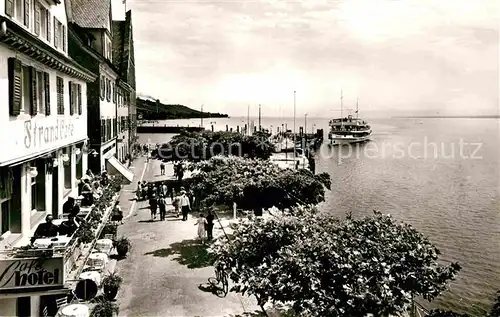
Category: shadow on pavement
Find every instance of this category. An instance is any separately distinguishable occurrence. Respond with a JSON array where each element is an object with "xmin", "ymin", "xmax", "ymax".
[
  {"xmin": 223, "ymin": 311, "xmax": 269, "ymax": 317},
  {"xmin": 198, "ymin": 283, "xmax": 226, "ymax": 298},
  {"xmin": 143, "ymin": 239, "xmax": 215, "ymax": 268}
]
